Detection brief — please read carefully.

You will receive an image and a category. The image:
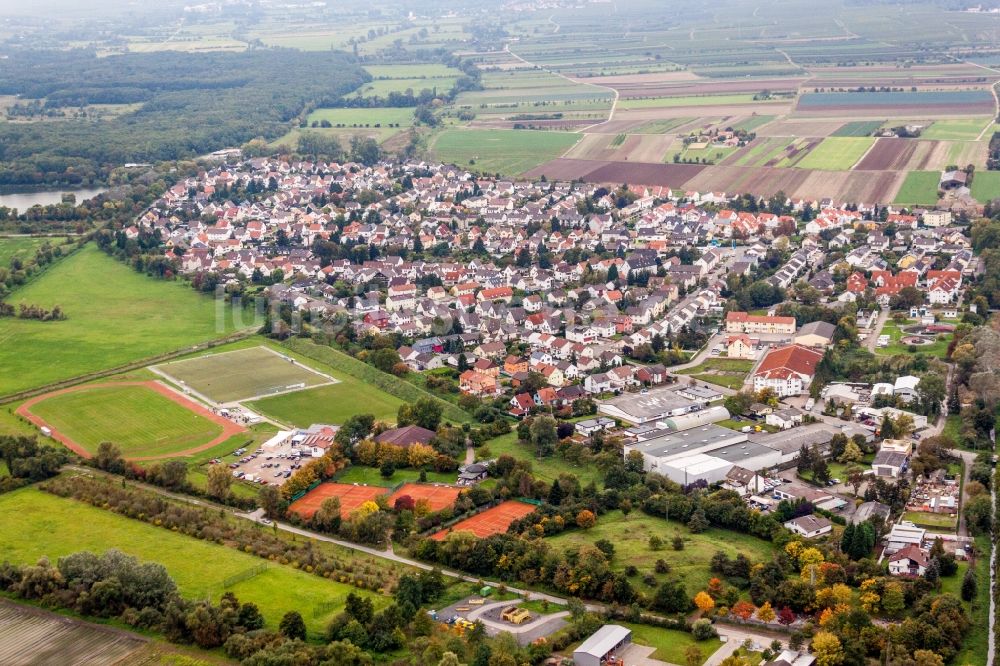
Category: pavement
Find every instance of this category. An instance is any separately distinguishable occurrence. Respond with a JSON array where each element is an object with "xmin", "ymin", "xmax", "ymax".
[{"xmin": 439, "ymin": 599, "xmax": 569, "ymax": 645}]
